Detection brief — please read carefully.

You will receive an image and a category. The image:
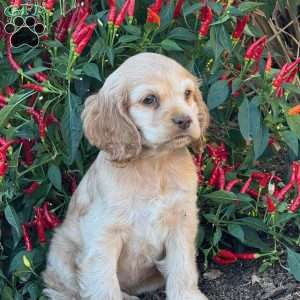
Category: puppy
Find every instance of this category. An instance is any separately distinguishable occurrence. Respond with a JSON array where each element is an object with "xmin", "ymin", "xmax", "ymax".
[{"xmin": 43, "ymin": 52, "xmax": 209, "ymax": 300}]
